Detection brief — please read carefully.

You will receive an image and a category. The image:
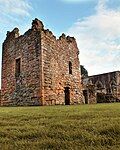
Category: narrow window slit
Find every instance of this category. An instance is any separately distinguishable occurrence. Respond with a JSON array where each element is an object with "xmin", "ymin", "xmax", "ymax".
[
  {"xmin": 15, "ymin": 58, "xmax": 21, "ymax": 78},
  {"xmin": 69, "ymin": 61, "xmax": 72, "ymax": 74}
]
